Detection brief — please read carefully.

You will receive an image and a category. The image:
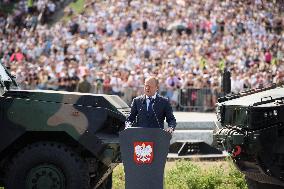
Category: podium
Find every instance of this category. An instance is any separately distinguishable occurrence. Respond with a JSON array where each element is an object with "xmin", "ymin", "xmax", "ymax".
[{"xmin": 119, "ymin": 128, "xmax": 171, "ymax": 189}]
